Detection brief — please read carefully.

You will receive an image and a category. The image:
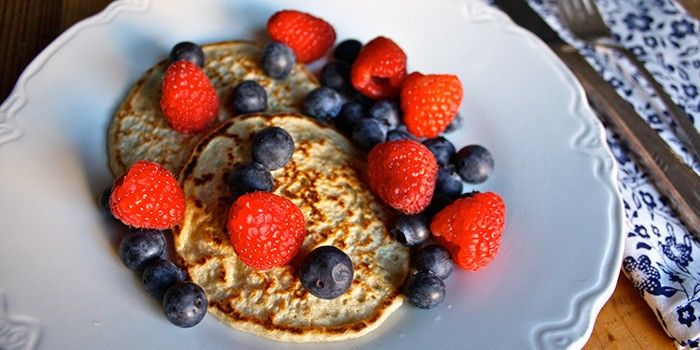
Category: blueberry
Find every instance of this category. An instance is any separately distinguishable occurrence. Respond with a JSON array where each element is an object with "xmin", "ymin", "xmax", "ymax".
[
  {"xmin": 347, "ymin": 89, "xmax": 373, "ymax": 111},
  {"xmin": 163, "ymin": 281, "xmax": 207, "ymax": 328},
  {"xmin": 251, "ymin": 127, "xmax": 294, "ymax": 170},
  {"xmin": 303, "ymin": 87, "xmax": 342, "ymax": 122},
  {"xmin": 227, "ymin": 161, "xmax": 273, "ymax": 198},
  {"xmin": 335, "ymin": 101, "xmax": 364, "ymax": 134},
  {"xmin": 320, "ymin": 61, "xmax": 350, "ymax": 92},
  {"xmin": 444, "ymin": 112, "xmax": 464, "ymax": 133},
  {"xmin": 169, "ymin": 41, "xmax": 205, "ymax": 67},
  {"xmin": 261, "ymin": 42, "xmax": 296, "ymax": 79},
  {"xmin": 333, "ymin": 39, "xmax": 362, "ymax": 64},
  {"xmin": 435, "ymin": 166, "xmax": 463, "ymax": 200},
  {"xmin": 424, "ymin": 193, "xmax": 452, "ymax": 219},
  {"xmin": 422, "ymin": 137, "xmax": 455, "ymax": 167},
  {"xmin": 232, "ymin": 80, "xmax": 267, "ymax": 115},
  {"xmin": 352, "ymin": 118, "xmax": 388, "ymax": 151},
  {"xmin": 299, "ymin": 246, "xmax": 354, "ymax": 299},
  {"xmin": 391, "ymin": 215, "xmax": 430, "ymax": 247},
  {"xmin": 142, "ymin": 258, "xmax": 187, "ymax": 300},
  {"xmin": 98, "ymin": 186, "xmax": 114, "ymax": 218},
  {"xmin": 368, "ymin": 100, "xmax": 400, "ymax": 129},
  {"xmin": 454, "ymin": 145, "xmax": 494, "ymax": 184},
  {"xmin": 119, "ymin": 230, "xmax": 166, "ymax": 271},
  {"xmin": 386, "ymin": 129, "xmax": 417, "ymax": 142},
  {"xmin": 404, "ymin": 271, "xmax": 445, "ymax": 309},
  {"xmin": 416, "ymin": 245, "xmax": 454, "ymax": 280}
]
